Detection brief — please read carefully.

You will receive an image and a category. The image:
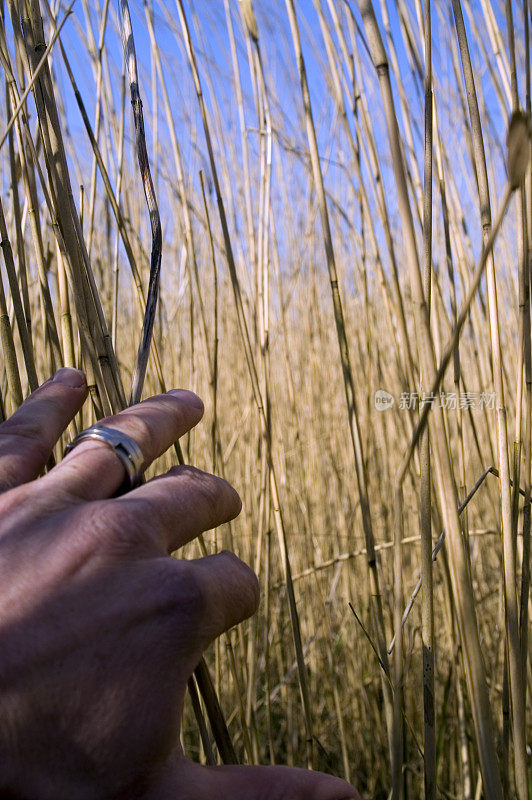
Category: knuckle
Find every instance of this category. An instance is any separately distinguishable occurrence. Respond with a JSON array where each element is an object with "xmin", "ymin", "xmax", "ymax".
[
  {"xmin": 157, "ymin": 561, "xmax": 208, "ymax": 625},
  {"xmin": 0, "ymin": 482, "xmax": 39, "ymax": 521},
  {"xmin": 127, "ymin": 411, "xmax": 154, "ymax": 453},
  {"xmin": 115, "ymin": 391, "xmax": 185, "ymax": 445},
  {"xmin": 180, "ymin": 467, "xmax": 222, "ymax": 520},
  {"xmin": 74, "ymin": 501, "xmax": 140, "ymax": 557},
  {"xmin": 0, "ymin": 419, "xmax": 50, "ymax": 466}
]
